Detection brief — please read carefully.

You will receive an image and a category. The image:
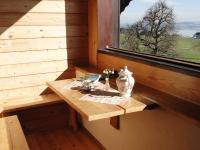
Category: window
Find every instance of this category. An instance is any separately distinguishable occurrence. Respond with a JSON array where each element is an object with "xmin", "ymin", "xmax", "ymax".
[{"xmin": 120, "ymin": 0, "xmax": 200, "ymax": 64}]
